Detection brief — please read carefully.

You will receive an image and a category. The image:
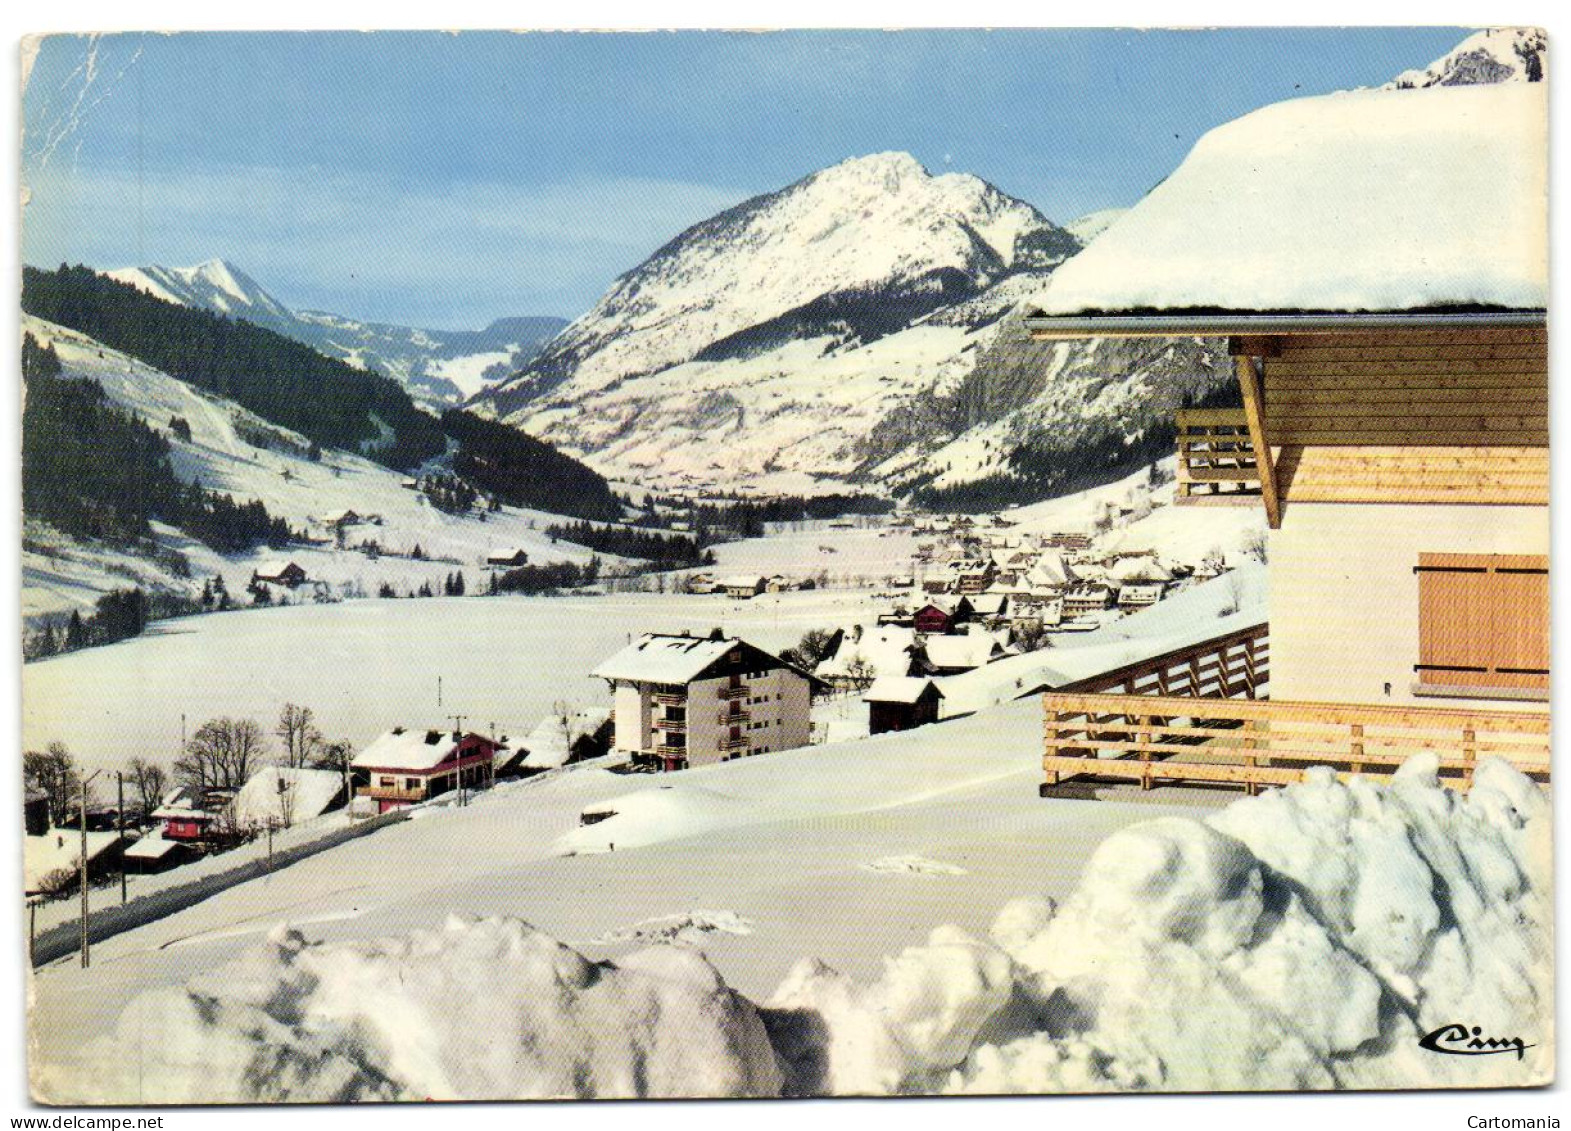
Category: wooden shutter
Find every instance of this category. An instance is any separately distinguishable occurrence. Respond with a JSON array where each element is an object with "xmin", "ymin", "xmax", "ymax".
[{"xmin": 1416, "ymin": 553, "xmax": 1548, "ymax": 690}]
